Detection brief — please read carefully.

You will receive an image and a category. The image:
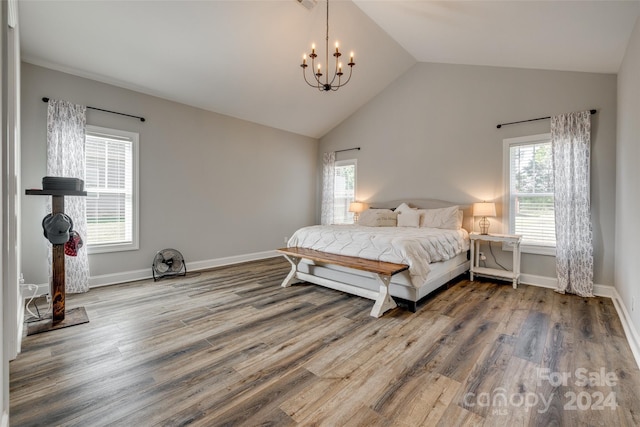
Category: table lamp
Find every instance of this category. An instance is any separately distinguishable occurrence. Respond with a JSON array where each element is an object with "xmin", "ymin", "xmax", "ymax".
[
  {"xmin": 349, "ymin": 201, "xmax": 366, "ymax": 223},
  {"xmin": 473, "ymin": 202, "xmax": 496, "ymax": 234}
]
